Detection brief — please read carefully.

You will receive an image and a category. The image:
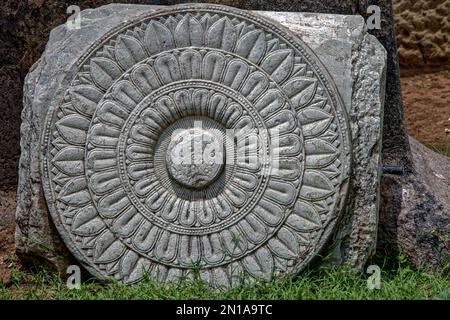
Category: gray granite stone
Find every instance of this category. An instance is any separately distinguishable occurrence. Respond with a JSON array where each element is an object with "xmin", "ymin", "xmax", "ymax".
[
  {"xmin": 258, "ymin": 11, "xmax": 386, "ymax": 268},
  {"xmin": 379, "ymin": 137, "xmax": 450, "ymax": 271},
  {"xmin": 16, "ymin": 3, "xmax": 385, "ymax": 284}
]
